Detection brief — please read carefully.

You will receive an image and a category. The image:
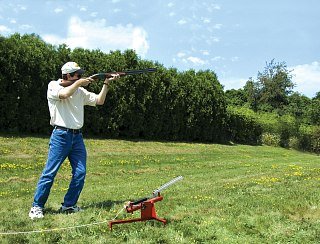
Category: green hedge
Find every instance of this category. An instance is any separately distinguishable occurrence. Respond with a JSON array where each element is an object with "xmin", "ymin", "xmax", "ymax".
[
  {"xmin": 226, "ymin": 106, "xmax": 263, "ymax": 144},
  {"xmin": 258, "ymin": 116, "xmax": 320, "ymax": 153},
  {"xmin": 0, "ymin": 33, "xmax": 234, "ymax": 143}
]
